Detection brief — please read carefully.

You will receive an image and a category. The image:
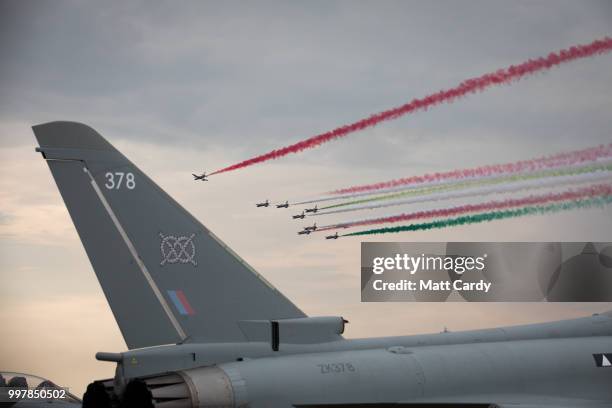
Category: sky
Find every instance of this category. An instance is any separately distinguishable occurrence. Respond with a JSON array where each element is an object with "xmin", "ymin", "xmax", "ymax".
[{"xmin": 1, "ymin": 0, "xmax": 611, "ymax": 396}]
